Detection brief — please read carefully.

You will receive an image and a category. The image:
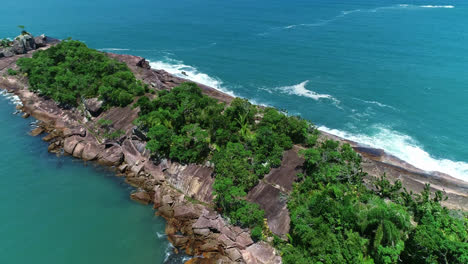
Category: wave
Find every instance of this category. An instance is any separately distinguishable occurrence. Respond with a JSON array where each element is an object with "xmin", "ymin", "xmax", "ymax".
[
  {"xmin": 275, "ymin": 80, "xmax": 339, "ymax": 103},
  {"xmin": 353, "ymin": 98, "xmax": 396, "ymax": 110},
  {"xmin": 98, "ymin": 48, "xmax": 130, "ymax": 51},
  {"xmin": 319, "ymin": 125, "xmax": 468, "ymax": 181},
  {"xmin": 0, "ymin": 90, "xmax": 22, "ymax": 106},
  {"xmin": 417, "ymin": 5, "xmax": 454, "ymax": 9},
  {"xmin": 271, "ymin": 4, "xmax": 455, "ymax": 32},
  {"xmin": 149, "ymin": 58, "xmax": 236, "ymax": 97},
  {"xmin": 156, "ymin": 232, "xmax": 166, "ymax": 239}
]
